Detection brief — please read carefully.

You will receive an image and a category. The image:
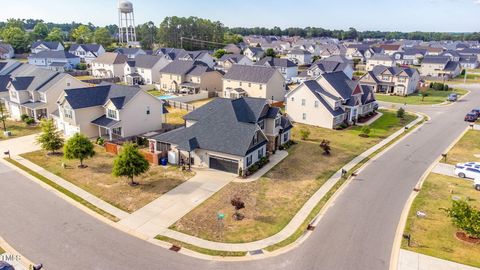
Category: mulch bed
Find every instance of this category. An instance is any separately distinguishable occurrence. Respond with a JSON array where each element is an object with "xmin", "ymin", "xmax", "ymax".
[
  {"xmin": 455, "ymin": 231, "xmax": 480, "ymax": 244},
  {"xmin": 357, "ymin": 112, "xmax": 379, "ymax": 124}
]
